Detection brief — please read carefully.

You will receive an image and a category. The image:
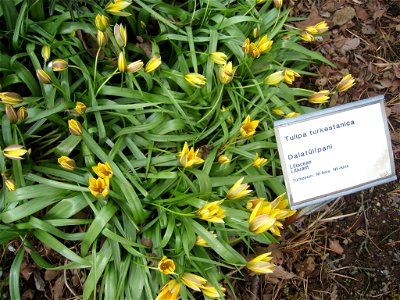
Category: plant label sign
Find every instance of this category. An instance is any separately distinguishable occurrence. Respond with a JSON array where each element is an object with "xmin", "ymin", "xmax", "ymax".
[{"xmin": 274, "ymin": 95, "xmax": 396, "ymax": 209}]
